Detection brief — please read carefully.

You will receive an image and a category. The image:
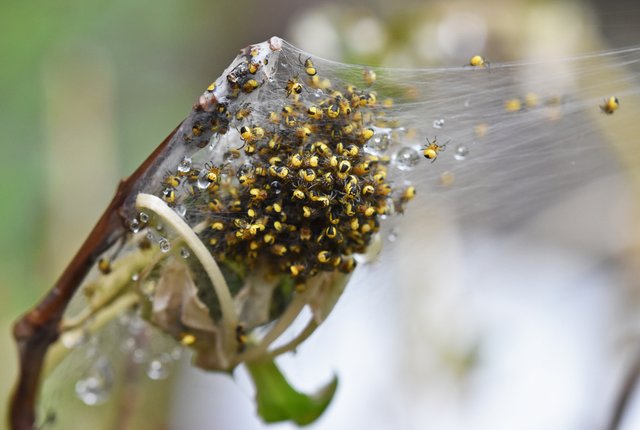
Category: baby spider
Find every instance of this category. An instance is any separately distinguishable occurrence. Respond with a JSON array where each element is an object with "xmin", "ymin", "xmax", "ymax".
[
  {"xmin": 600, "ymin": 96, "xmax": 619, "ymax": 115},
  {"xmin": 298, "ymin": 55, "xmax": 317, "ymax": 76},
  {"xmin": 469, "ymin": 55, "xmax": 490, "ymax": 70},
  {"xmin": 422, "ymin": 137, "xmax": 448, "ymax": 162},
  {"xmin": 285, "ymin": 77, "xmax": 303, "ymax": 97}
]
